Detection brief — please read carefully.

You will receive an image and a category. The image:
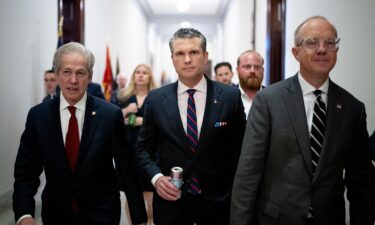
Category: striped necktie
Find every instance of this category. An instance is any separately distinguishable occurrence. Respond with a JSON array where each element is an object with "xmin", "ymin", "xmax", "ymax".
[
  {"xmin": 186, "ymin": 89, "xmax": 201, "ymax": 195},
  {"xmin": 310, "ymin": 90, "xmax": 326, "ymax": 174}
]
